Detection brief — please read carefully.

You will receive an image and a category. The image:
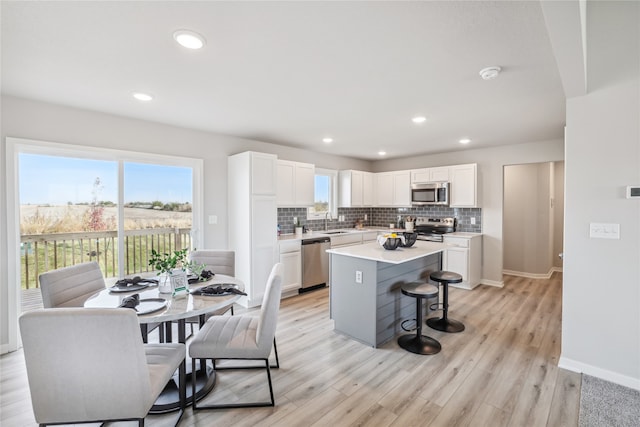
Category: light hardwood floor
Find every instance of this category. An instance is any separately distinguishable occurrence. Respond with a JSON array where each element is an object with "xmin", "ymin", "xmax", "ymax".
[{"xmin": 0, "ymin": 273, "xmax": 580, "ymax": 427}]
